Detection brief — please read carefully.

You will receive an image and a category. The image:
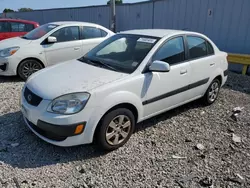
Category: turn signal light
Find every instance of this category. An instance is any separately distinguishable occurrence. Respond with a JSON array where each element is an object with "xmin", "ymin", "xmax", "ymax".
[
  {"xmin": 74, "ymin": 124, "xmax": 84, "ymax": 134},
  {"xmin": 10, "ymin": 49, "xmax": 18, "ymax": 55}
]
